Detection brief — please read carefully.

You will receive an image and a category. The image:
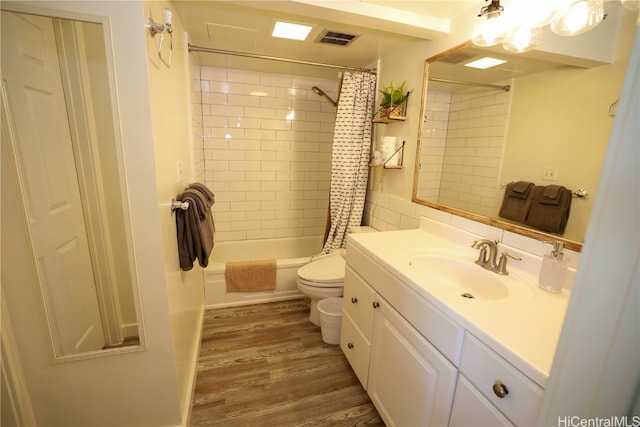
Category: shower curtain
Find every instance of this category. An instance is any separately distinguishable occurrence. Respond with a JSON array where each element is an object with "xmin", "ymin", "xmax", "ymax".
[{"xmin": 322, "ymin": 71, "xmax": 377, "ymax": 253}]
